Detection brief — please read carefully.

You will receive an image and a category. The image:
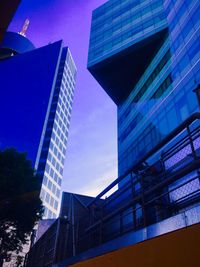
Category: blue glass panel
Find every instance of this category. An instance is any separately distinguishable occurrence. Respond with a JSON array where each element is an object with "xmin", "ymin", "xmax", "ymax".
[{"xmin": 0, "ymin": 41, "xmax": 62, "ymax": 165}]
